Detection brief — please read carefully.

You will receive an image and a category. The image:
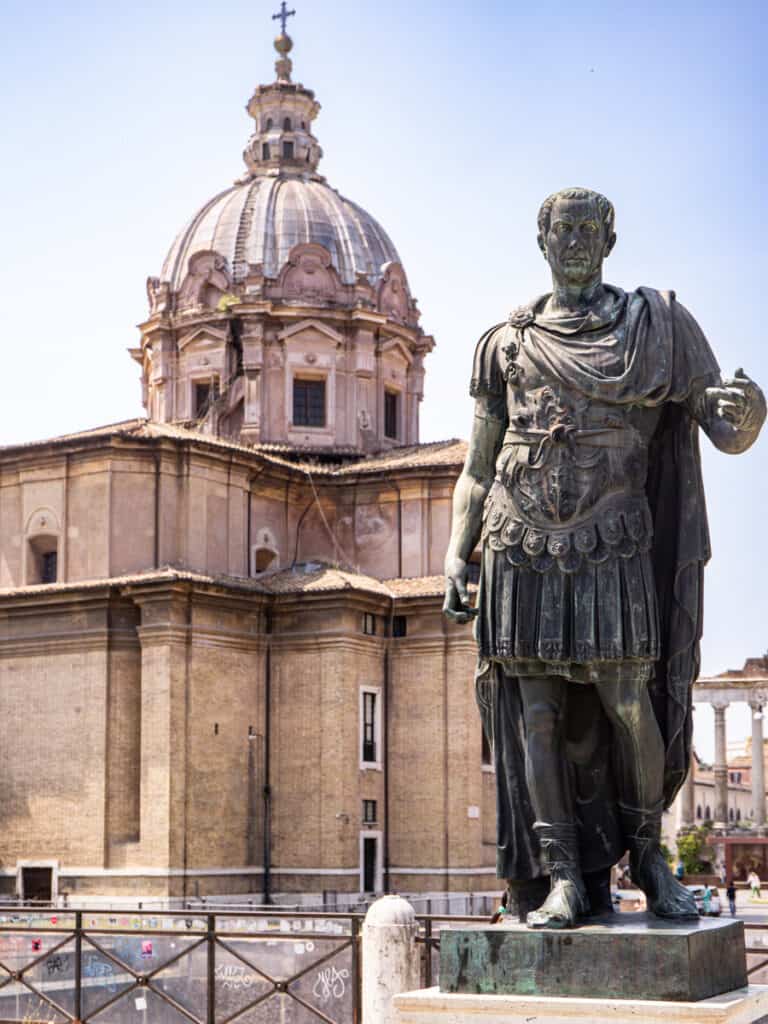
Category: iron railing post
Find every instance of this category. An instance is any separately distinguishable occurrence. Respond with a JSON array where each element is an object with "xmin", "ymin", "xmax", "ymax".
[
  {"xmin": 207, "ymin": 912, "xmax": 215, "ymax": 1024},
  {"xmin": 74, "ymin": 910, "xmax": 82, "ymax": 1023},
  {"xmin": 424, "ymin": 918, "xmax": 432, "ymax": 988},
  {"xmin": 351, "ymin": 916, "xmax": 360, "ymax": 1024}
]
